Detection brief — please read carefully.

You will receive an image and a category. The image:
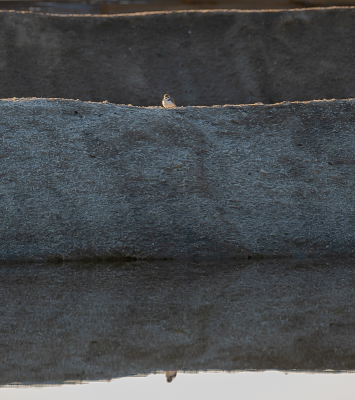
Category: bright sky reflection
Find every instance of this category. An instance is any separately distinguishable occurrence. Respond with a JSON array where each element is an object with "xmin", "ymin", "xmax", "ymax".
[{"xmin": 2, "ymin": 371, "xmax": 355, "ymax": 400}]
